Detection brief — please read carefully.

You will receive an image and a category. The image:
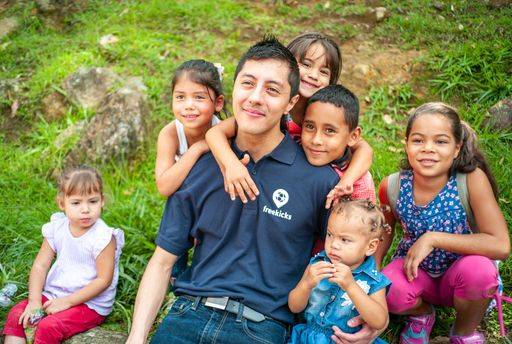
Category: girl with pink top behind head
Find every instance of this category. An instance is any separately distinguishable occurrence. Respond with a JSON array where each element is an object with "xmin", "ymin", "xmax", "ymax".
[
  {"xmin": 205, "ymin": 32, "xmax": 374, "ymax": 205},
  {"xmin": 376, "ymin": 102, "xmax": 510, "ymax": 344},
  {"xmin": 3, "ymin": 166, "xmax": 124, "ymax": 344}
]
